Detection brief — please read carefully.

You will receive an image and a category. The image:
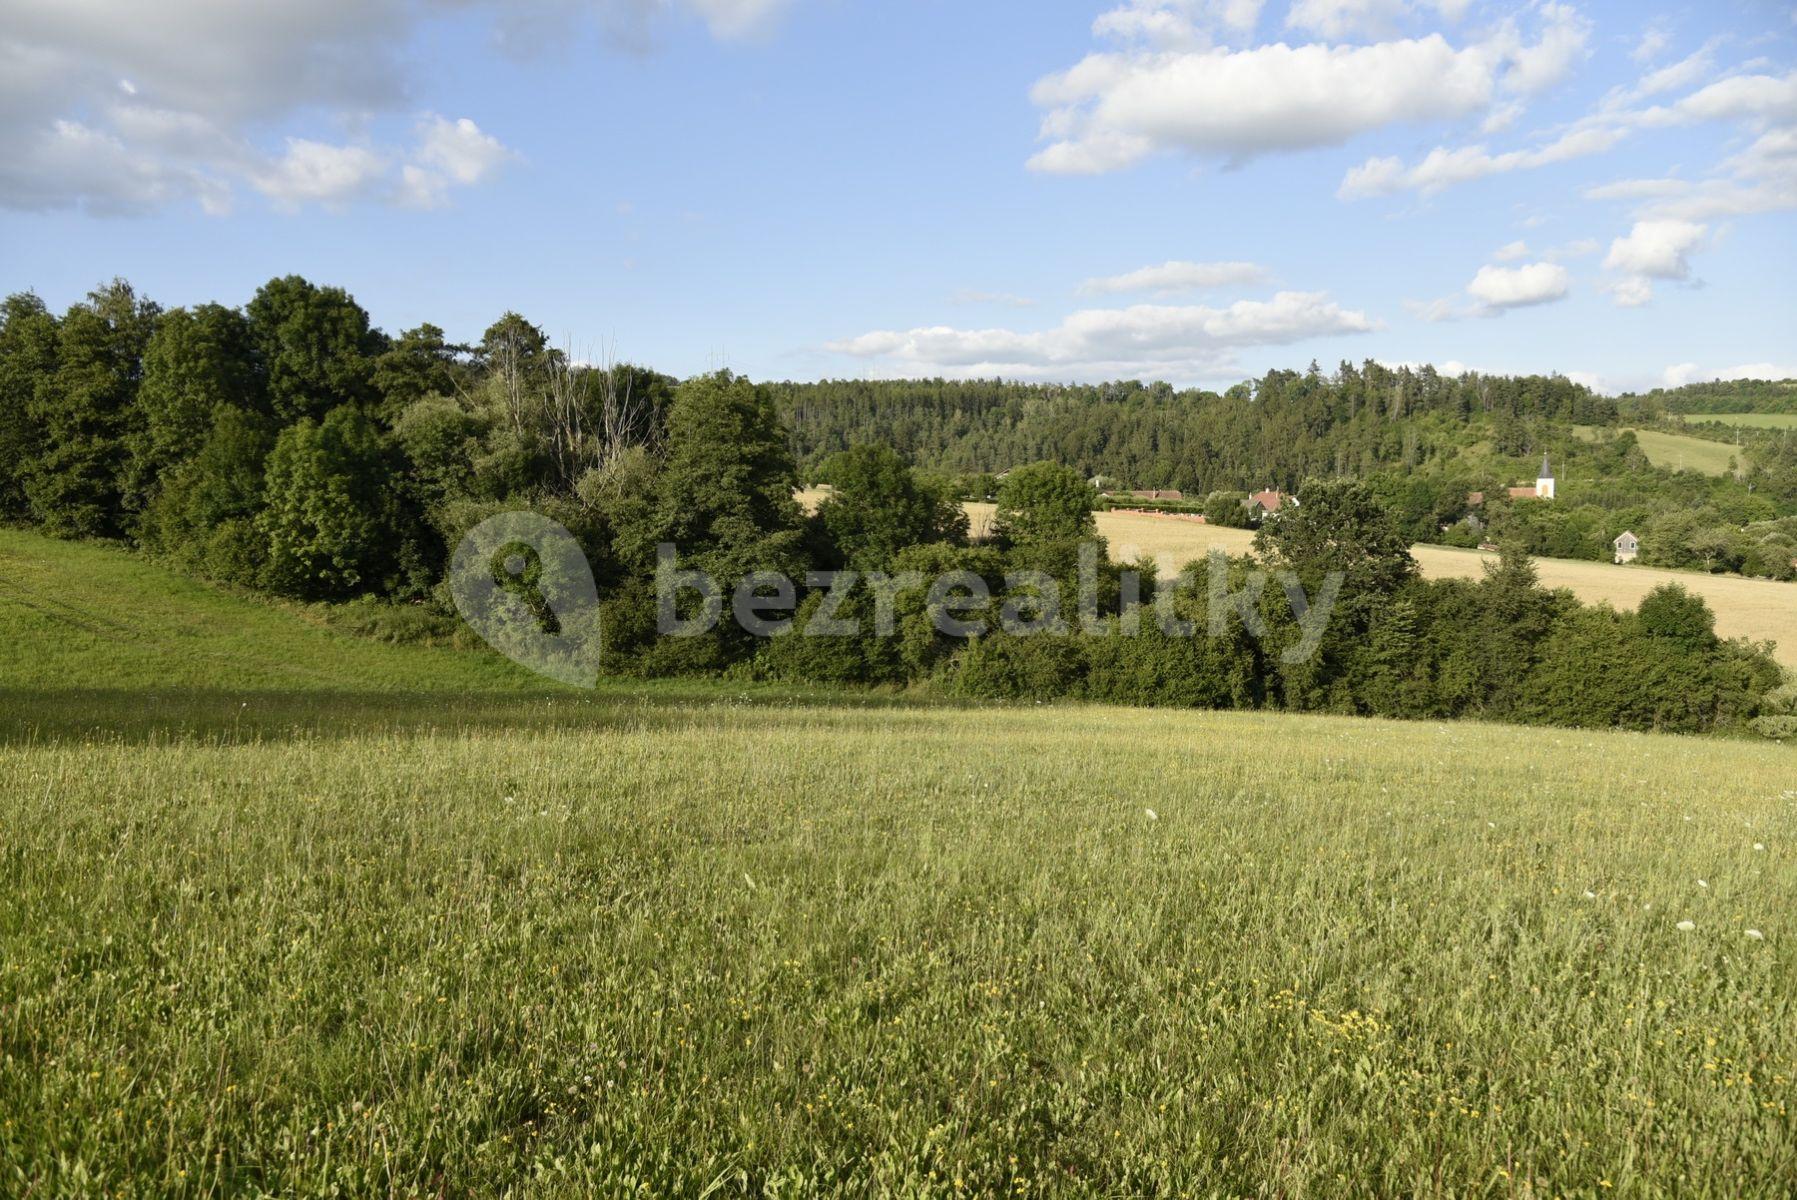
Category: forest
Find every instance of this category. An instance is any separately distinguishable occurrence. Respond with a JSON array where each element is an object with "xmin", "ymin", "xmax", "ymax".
[{"xmin": 0, "ymin": 276, "xmax": 1789, "ymax": 736}]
